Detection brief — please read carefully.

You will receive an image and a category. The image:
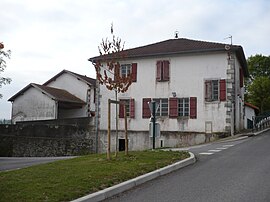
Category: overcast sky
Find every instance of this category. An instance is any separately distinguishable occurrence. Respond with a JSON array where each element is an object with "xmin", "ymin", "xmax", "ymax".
[{"xmin": 1, "ymin": 0, "xmax": 270, "ymax": 119}]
